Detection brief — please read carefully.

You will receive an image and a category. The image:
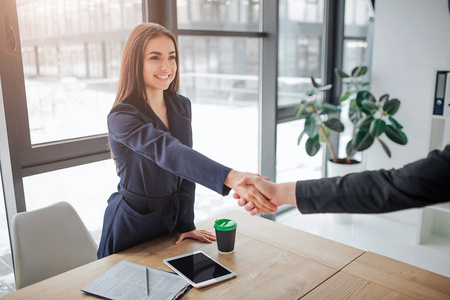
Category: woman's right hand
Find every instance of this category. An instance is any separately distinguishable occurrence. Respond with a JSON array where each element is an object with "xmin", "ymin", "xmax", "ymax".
[
  {"xmin": 233, "ymin": 177, "xmax": 297, "ymax": 215},
  {"xmin": 225, "ymin": 170, "xmax": 277, "ymax": 214}
]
